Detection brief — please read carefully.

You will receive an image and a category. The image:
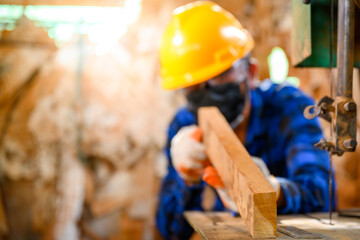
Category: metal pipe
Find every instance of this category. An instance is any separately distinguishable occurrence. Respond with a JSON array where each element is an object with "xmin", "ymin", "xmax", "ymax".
[{"xmin": 337, "ymin": 0, "xmax": 355, "ymax": 97}]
